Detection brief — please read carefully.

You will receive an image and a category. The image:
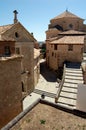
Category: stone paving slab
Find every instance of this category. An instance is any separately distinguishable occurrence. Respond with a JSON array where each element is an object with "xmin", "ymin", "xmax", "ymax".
[
  {"xmin": 35, "ymin": 74, "xmax": 59, "ymax": 94},
  {"xmin": 23, "ymin": 93, "xmax": 40, "ymax": 110},
  {"xmin": 34, "ymin": 89, "xmax": 56, "ymax": 98},
  {"xmin": 23, "ymin": 92, "xmax": 56, "ymax": 111}
]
